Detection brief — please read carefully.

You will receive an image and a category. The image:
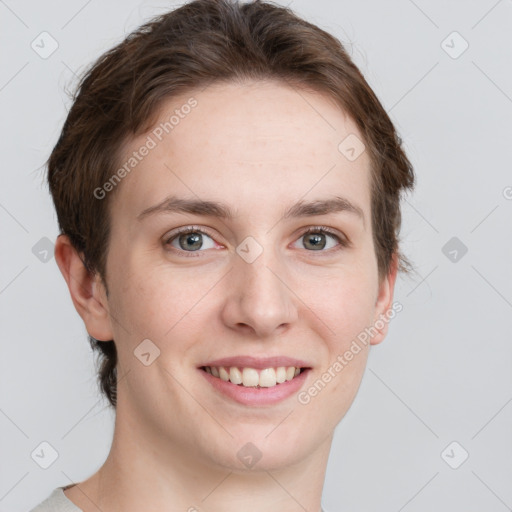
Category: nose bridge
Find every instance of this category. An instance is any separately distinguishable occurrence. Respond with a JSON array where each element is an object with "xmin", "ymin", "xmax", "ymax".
[
  {"xmin": 225, "ymin": 239, "xmax": 297, "ymax": 336},
  {"xmin": 240, "ymin": 250, "xmax": 281, "ymax": 300}
]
